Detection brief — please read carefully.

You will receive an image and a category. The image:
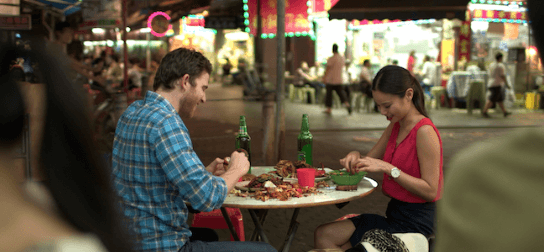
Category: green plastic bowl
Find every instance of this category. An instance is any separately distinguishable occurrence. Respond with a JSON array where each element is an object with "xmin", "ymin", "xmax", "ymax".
[{"xmin": 330, "ymin": 171, "xmax": 368, "ymax": 186}]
